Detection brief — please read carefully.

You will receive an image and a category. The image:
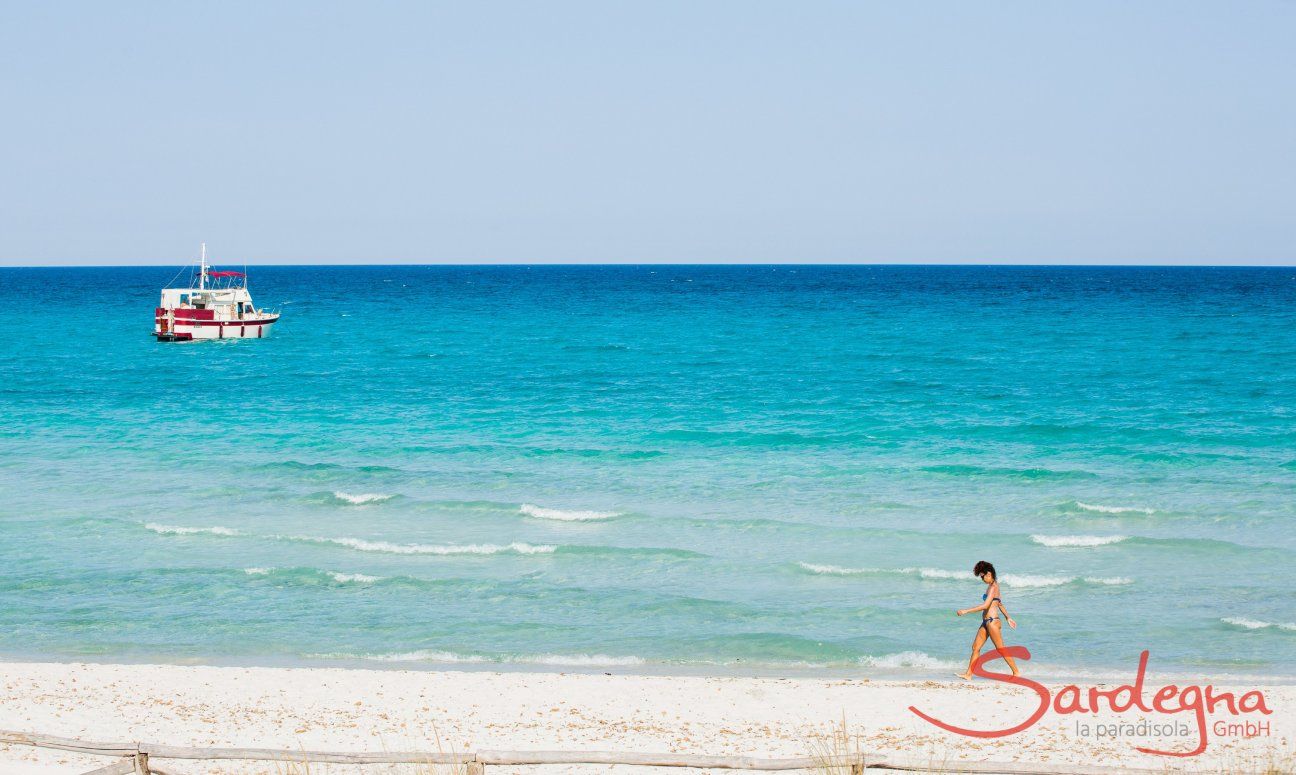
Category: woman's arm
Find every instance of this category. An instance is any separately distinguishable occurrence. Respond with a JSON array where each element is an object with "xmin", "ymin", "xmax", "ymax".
[
  {"xmin": 956, "ymin": 595, "xmax": 994, "ymax": 616},
  {"xmin": 957, "ymin": 583, "xmax": 1000, "ymax": 616}
]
